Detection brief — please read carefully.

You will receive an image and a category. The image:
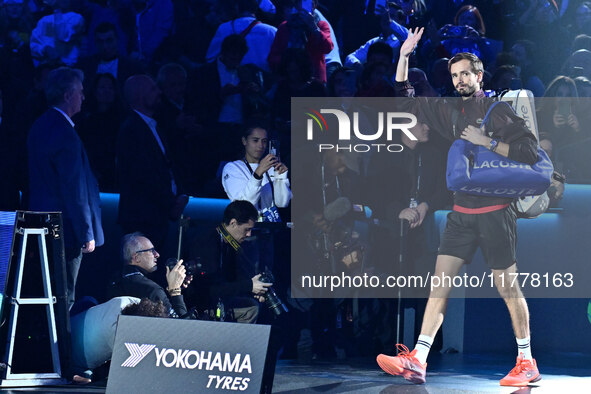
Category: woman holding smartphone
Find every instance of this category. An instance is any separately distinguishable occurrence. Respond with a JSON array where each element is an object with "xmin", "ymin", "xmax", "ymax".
[
  {"xmin": 537, "ymin": 76, "xmax": 585, "ymax": 158},
  {"xmin": 221, "ymin": 124, "xmax": 292, "ymax": 222}
]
